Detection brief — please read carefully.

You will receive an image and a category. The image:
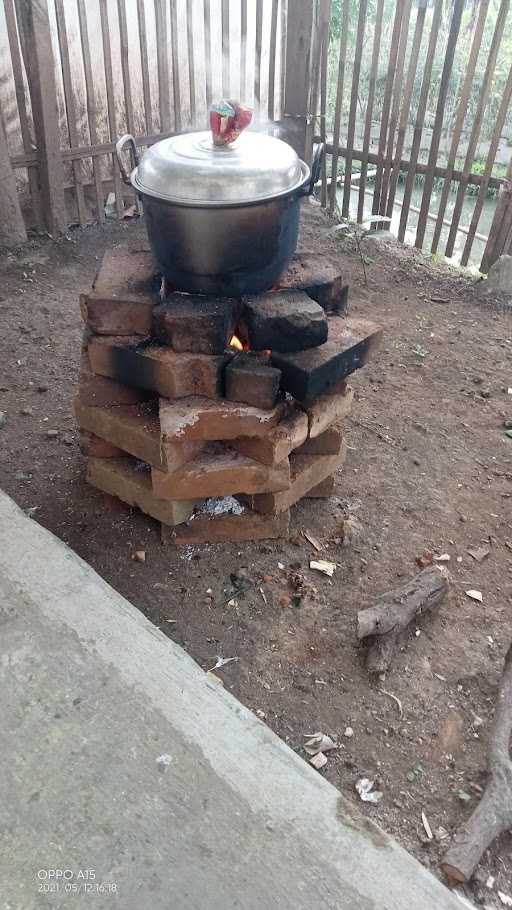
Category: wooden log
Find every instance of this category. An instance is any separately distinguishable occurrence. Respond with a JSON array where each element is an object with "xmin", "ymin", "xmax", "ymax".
[
  {"xmin": 397, "ymin": 0, "xmax": 443, "ymax": 243},
  {"xmin": 430, "ymin": 0, "xmax": 490, "ymax": 254},
  {"xmin": 357, "ymin": 567, "xmax": 449, "ymax": 674},
  {"xmin": 441, "ymin": 643, "xmax": 512, "ymax": 885},
  {"xmin": 414, "ymin": 0, "xmax": 464, "ymax": 249},
  {"xmin": 357, "ymin": 0, "xmax": 384, "ymax": 223},
  {"xmin": 14, "ymin": 0, "xmax": 67, "ymax": 234},
  {"xmin": 0, "ymin": 115, "xmax": 27, "ymax": 247}
]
